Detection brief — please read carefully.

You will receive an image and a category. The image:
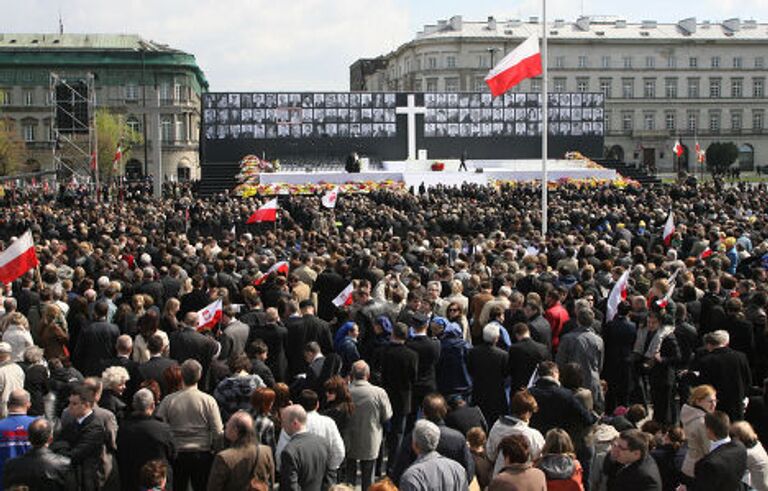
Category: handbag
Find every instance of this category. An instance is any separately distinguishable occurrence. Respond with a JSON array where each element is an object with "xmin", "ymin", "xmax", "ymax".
[{"xmin": 248, "ymin": 444, "xmax": 266, "ymax": 491}]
